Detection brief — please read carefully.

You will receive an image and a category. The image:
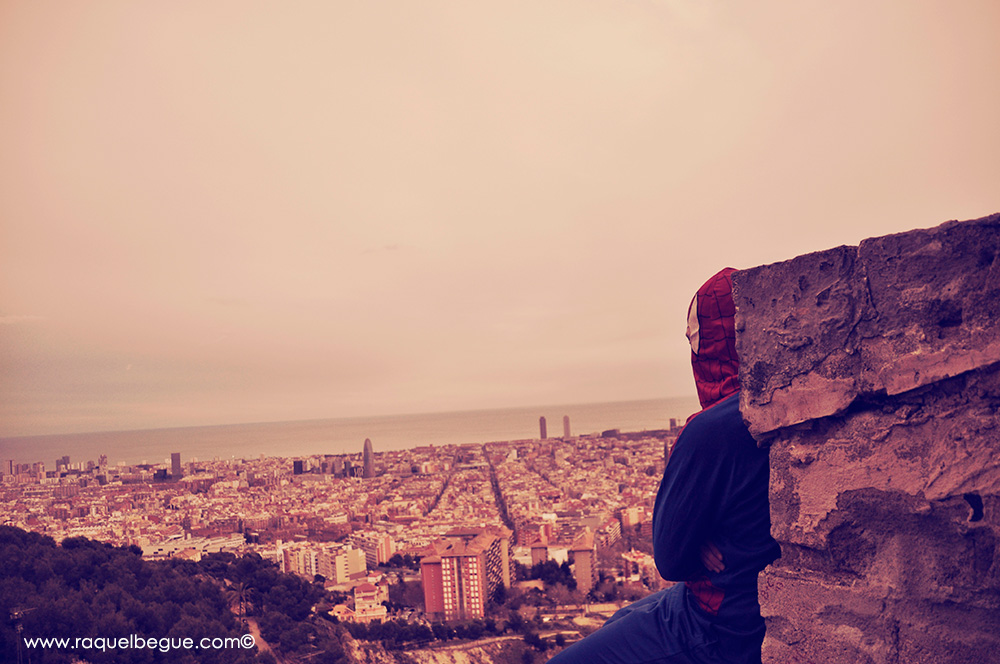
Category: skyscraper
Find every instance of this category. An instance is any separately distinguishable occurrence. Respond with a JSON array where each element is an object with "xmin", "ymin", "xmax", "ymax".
[
  {"xmin": 563, "ymin": 415, "xmax": 571, "ymax": 438},
  {"xmin": 539, "ymin": 416, "xmax": 547, "ymax": 440},
  {"xmin": 362, "ymin": 438, "xmax": 375, "ymax": 479},
  {"xmin": 171, "ymin": 452, "xmax": 181, "ymax": 478}
]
